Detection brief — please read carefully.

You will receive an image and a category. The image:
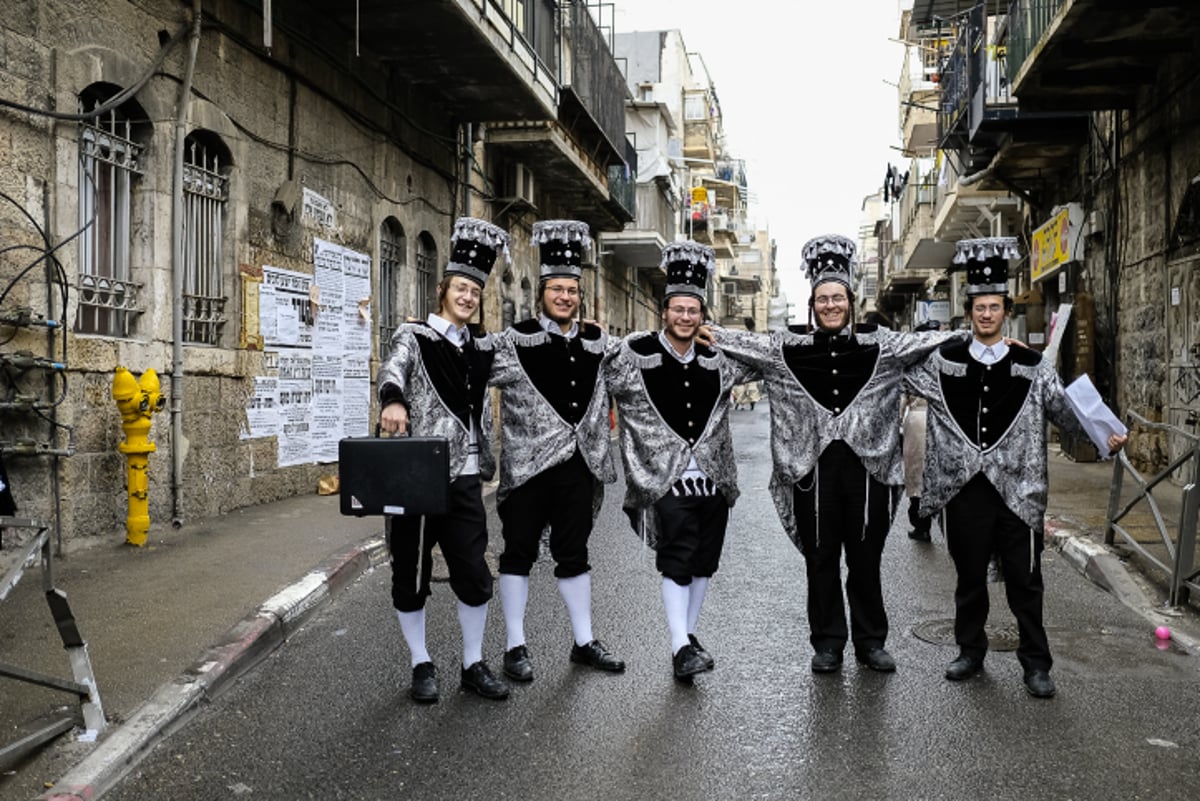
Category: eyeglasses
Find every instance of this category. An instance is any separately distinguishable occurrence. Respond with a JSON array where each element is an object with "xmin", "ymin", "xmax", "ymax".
[
  {"xmin": 667, "ymin": 306, "xmax": 703, "ymax": 318},
  {"xmin": 972, "ymin": 303, "xmax": 1004, "ymax": 314},
  {"xmin": 813, "ymin": 295, "xmax": 848, "ymax": 307},
  {"xmin": 545, "ymin": 285, "xmax": 580, "ymax": 297}
]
